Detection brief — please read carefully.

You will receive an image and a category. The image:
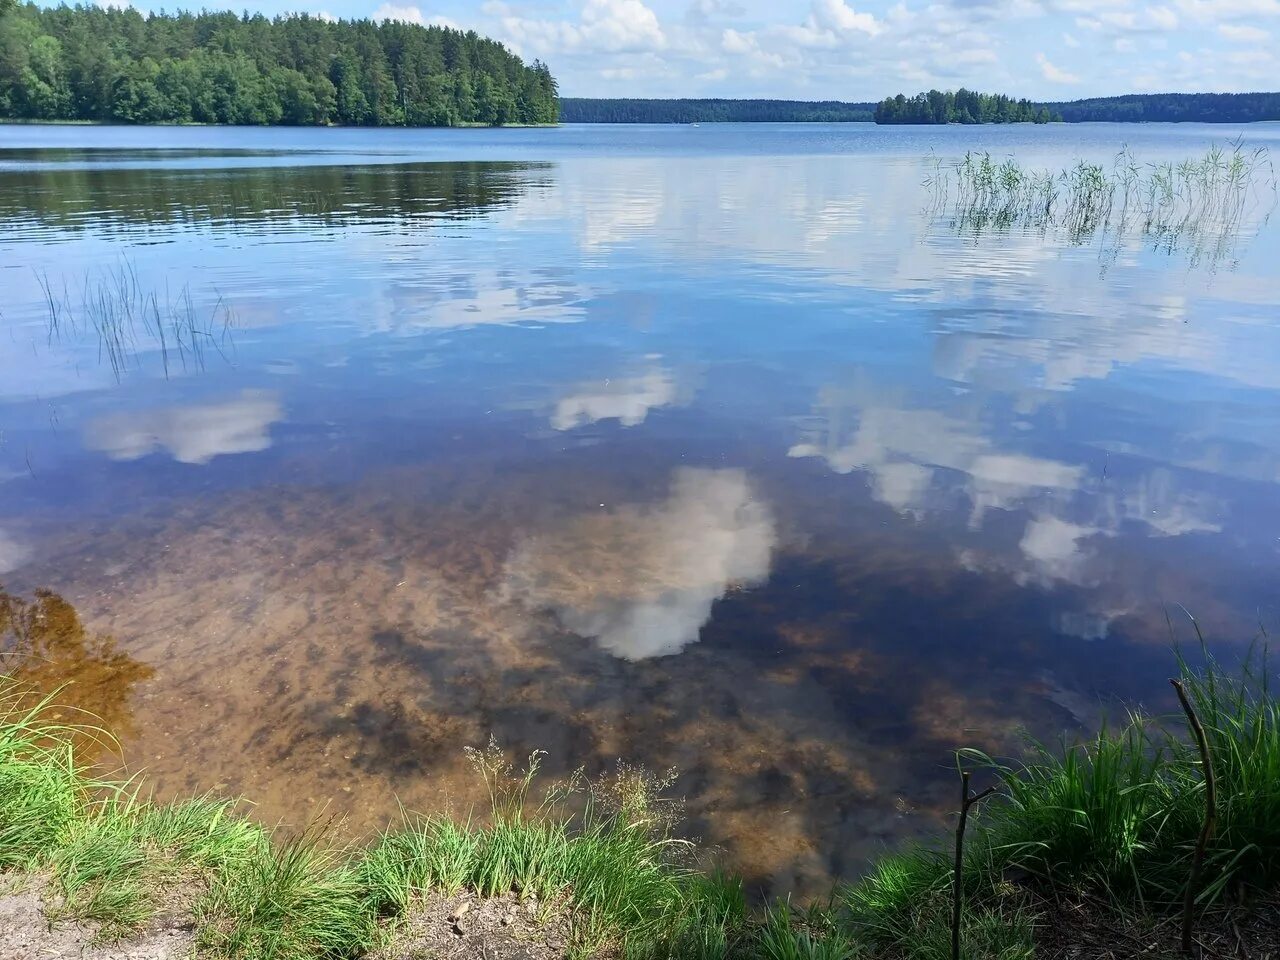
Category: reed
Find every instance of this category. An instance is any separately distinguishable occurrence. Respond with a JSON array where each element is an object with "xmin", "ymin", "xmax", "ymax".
[
  {"xmin": 34, "ymin": 260, "xmax": 237, "ymax": 381},
  {"xmin": 926, "ymin": 143, "xmax": 1277, "ymax": 267}
]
